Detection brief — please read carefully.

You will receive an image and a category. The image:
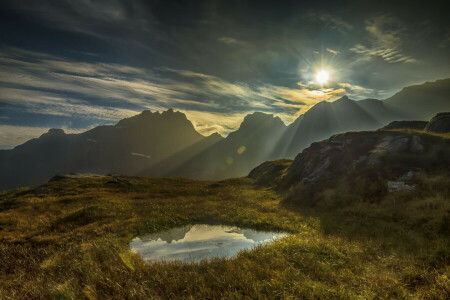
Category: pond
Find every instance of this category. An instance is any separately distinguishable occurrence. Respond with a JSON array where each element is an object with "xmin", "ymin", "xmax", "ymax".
[{"xmin": 130, "ymin": 224, "xmax": 287, "ymax": 263}]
